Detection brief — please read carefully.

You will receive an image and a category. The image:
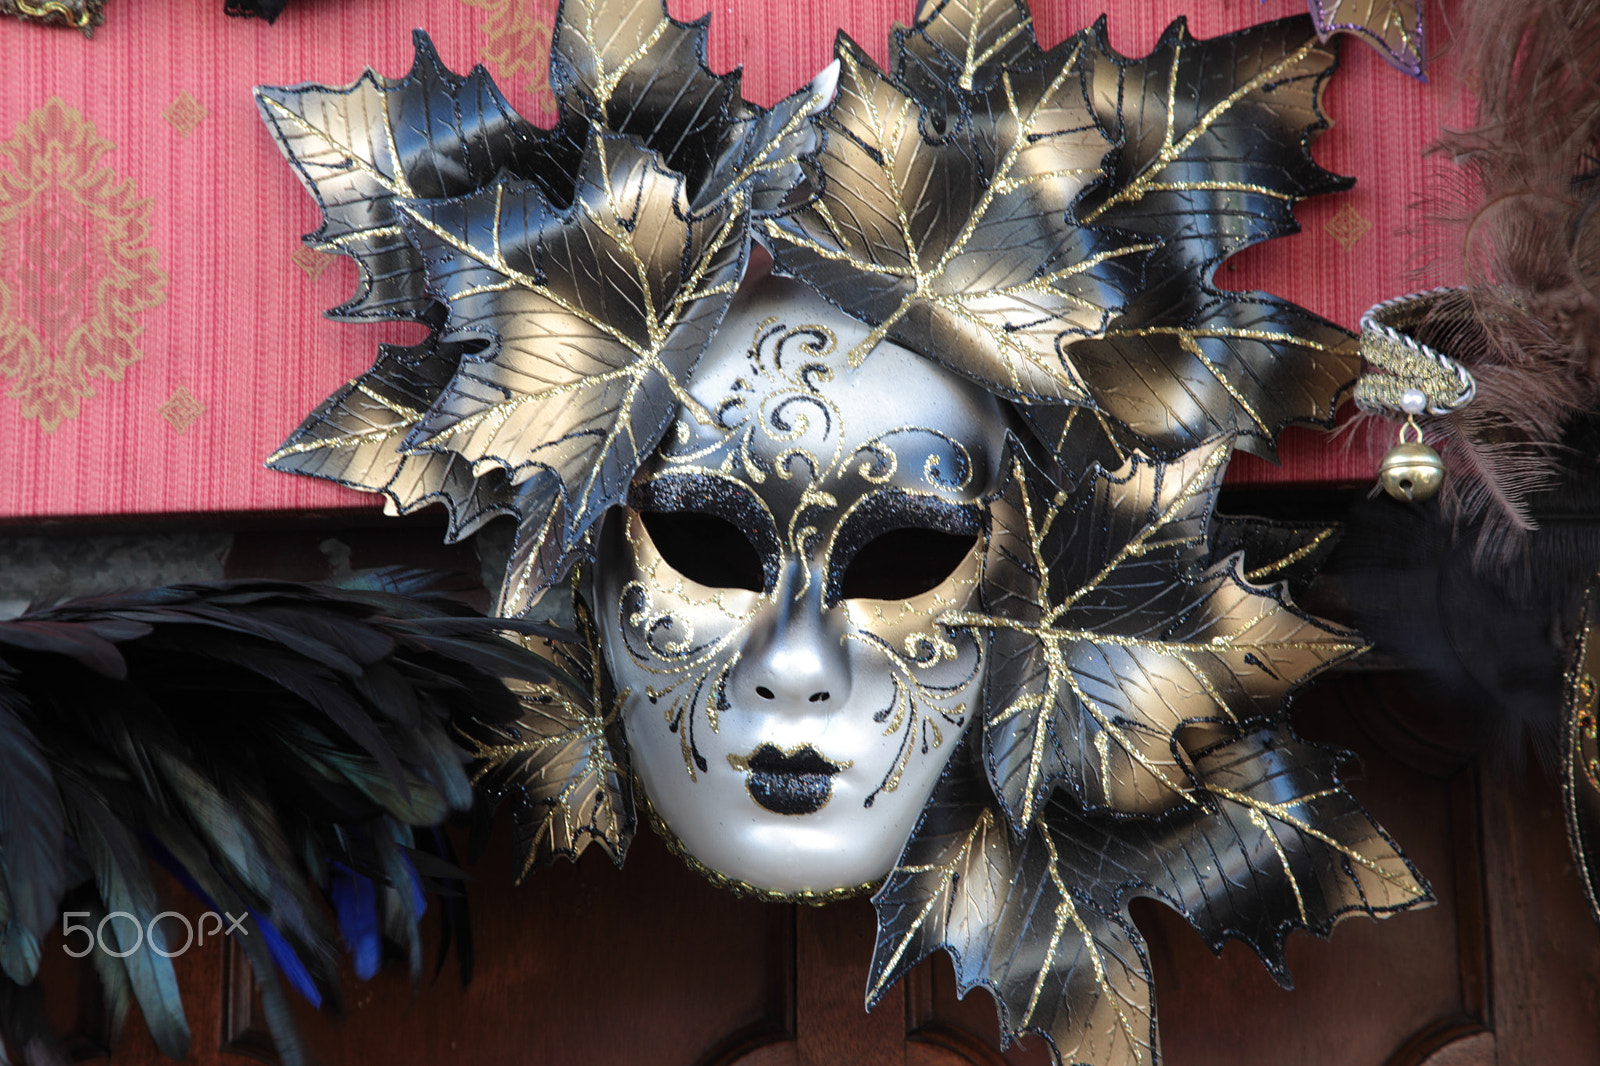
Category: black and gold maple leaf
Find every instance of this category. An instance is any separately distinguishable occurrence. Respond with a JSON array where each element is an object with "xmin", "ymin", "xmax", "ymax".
[
  {"xmin": 869, "ymin": 730, "xmax": 1428, "ymax": 1065},
  {"xmin": 947, "ymin": 436, "xmax": 1364, "ymax": 830},
  {"xmin": 1086, "ymin": 729, "xmax": 1430, "ymax": 979},
  {"xmin": 550, "ymin": 0, "xmax": 824, "ymax": 216},
  {"xmin": 256, "ymin": 32, "xmax": 559, "ymax": 326},
  {"xmin": 266, "ymin": 335, "xmax": 515, "ymax": 542},
  {"xmin": 763, "ymin": 0, "xmax": 1150, "ymax": 403},
  {"xmin": 257, "ymin": 33, "xmax": 558, "ymax": 545},
  {"xmin": 1205, "ymin": 514, "xmax": 1341, "ymax": 602},
  {"xmin": 259, "ymin": 1, "xmax": 826, "ymax": 610},
  {"xmin": 458, "ymin": 597, "xmax": 634, "ymax": 877},
  {"xmin": 496, "ymin": 474, "xmax": 583, "ymax": 619},
  {"xmin": 766, "ymin": 1, "xmax": 1358, "ymax": 459},
  {"xmin": 397, "ymin": 129, "xmax": 748, "ymax": 582},
  {"xmin": 869, "ymin": 747, "xmax": 1153, "ymax": 1065},
  {"xmin": 1069, "ymin": 15, "xmax": 1357, "ymax": 457}
]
